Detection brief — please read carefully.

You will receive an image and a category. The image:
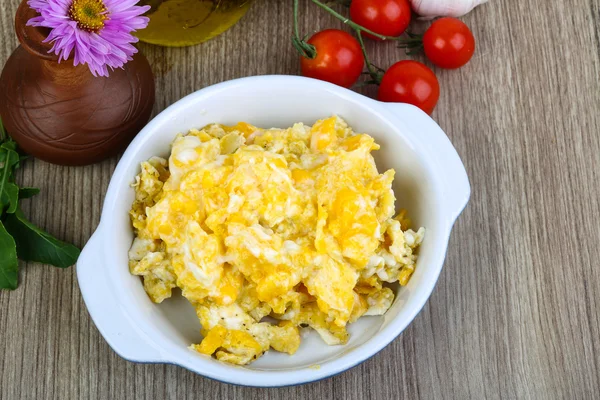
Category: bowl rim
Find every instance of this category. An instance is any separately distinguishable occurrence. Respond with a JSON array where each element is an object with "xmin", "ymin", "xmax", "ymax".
[{"xmin": 78, "ymin": 75, "xmax": 470, "ymax": 387}]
